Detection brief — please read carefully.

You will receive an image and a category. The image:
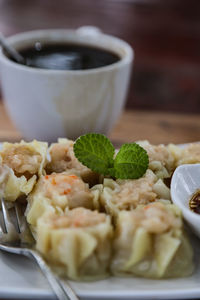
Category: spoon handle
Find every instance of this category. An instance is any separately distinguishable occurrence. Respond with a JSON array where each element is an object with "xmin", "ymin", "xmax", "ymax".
[{"xmin": 0, "ymin": 32, "xmax": 26, "ymax": 64}]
